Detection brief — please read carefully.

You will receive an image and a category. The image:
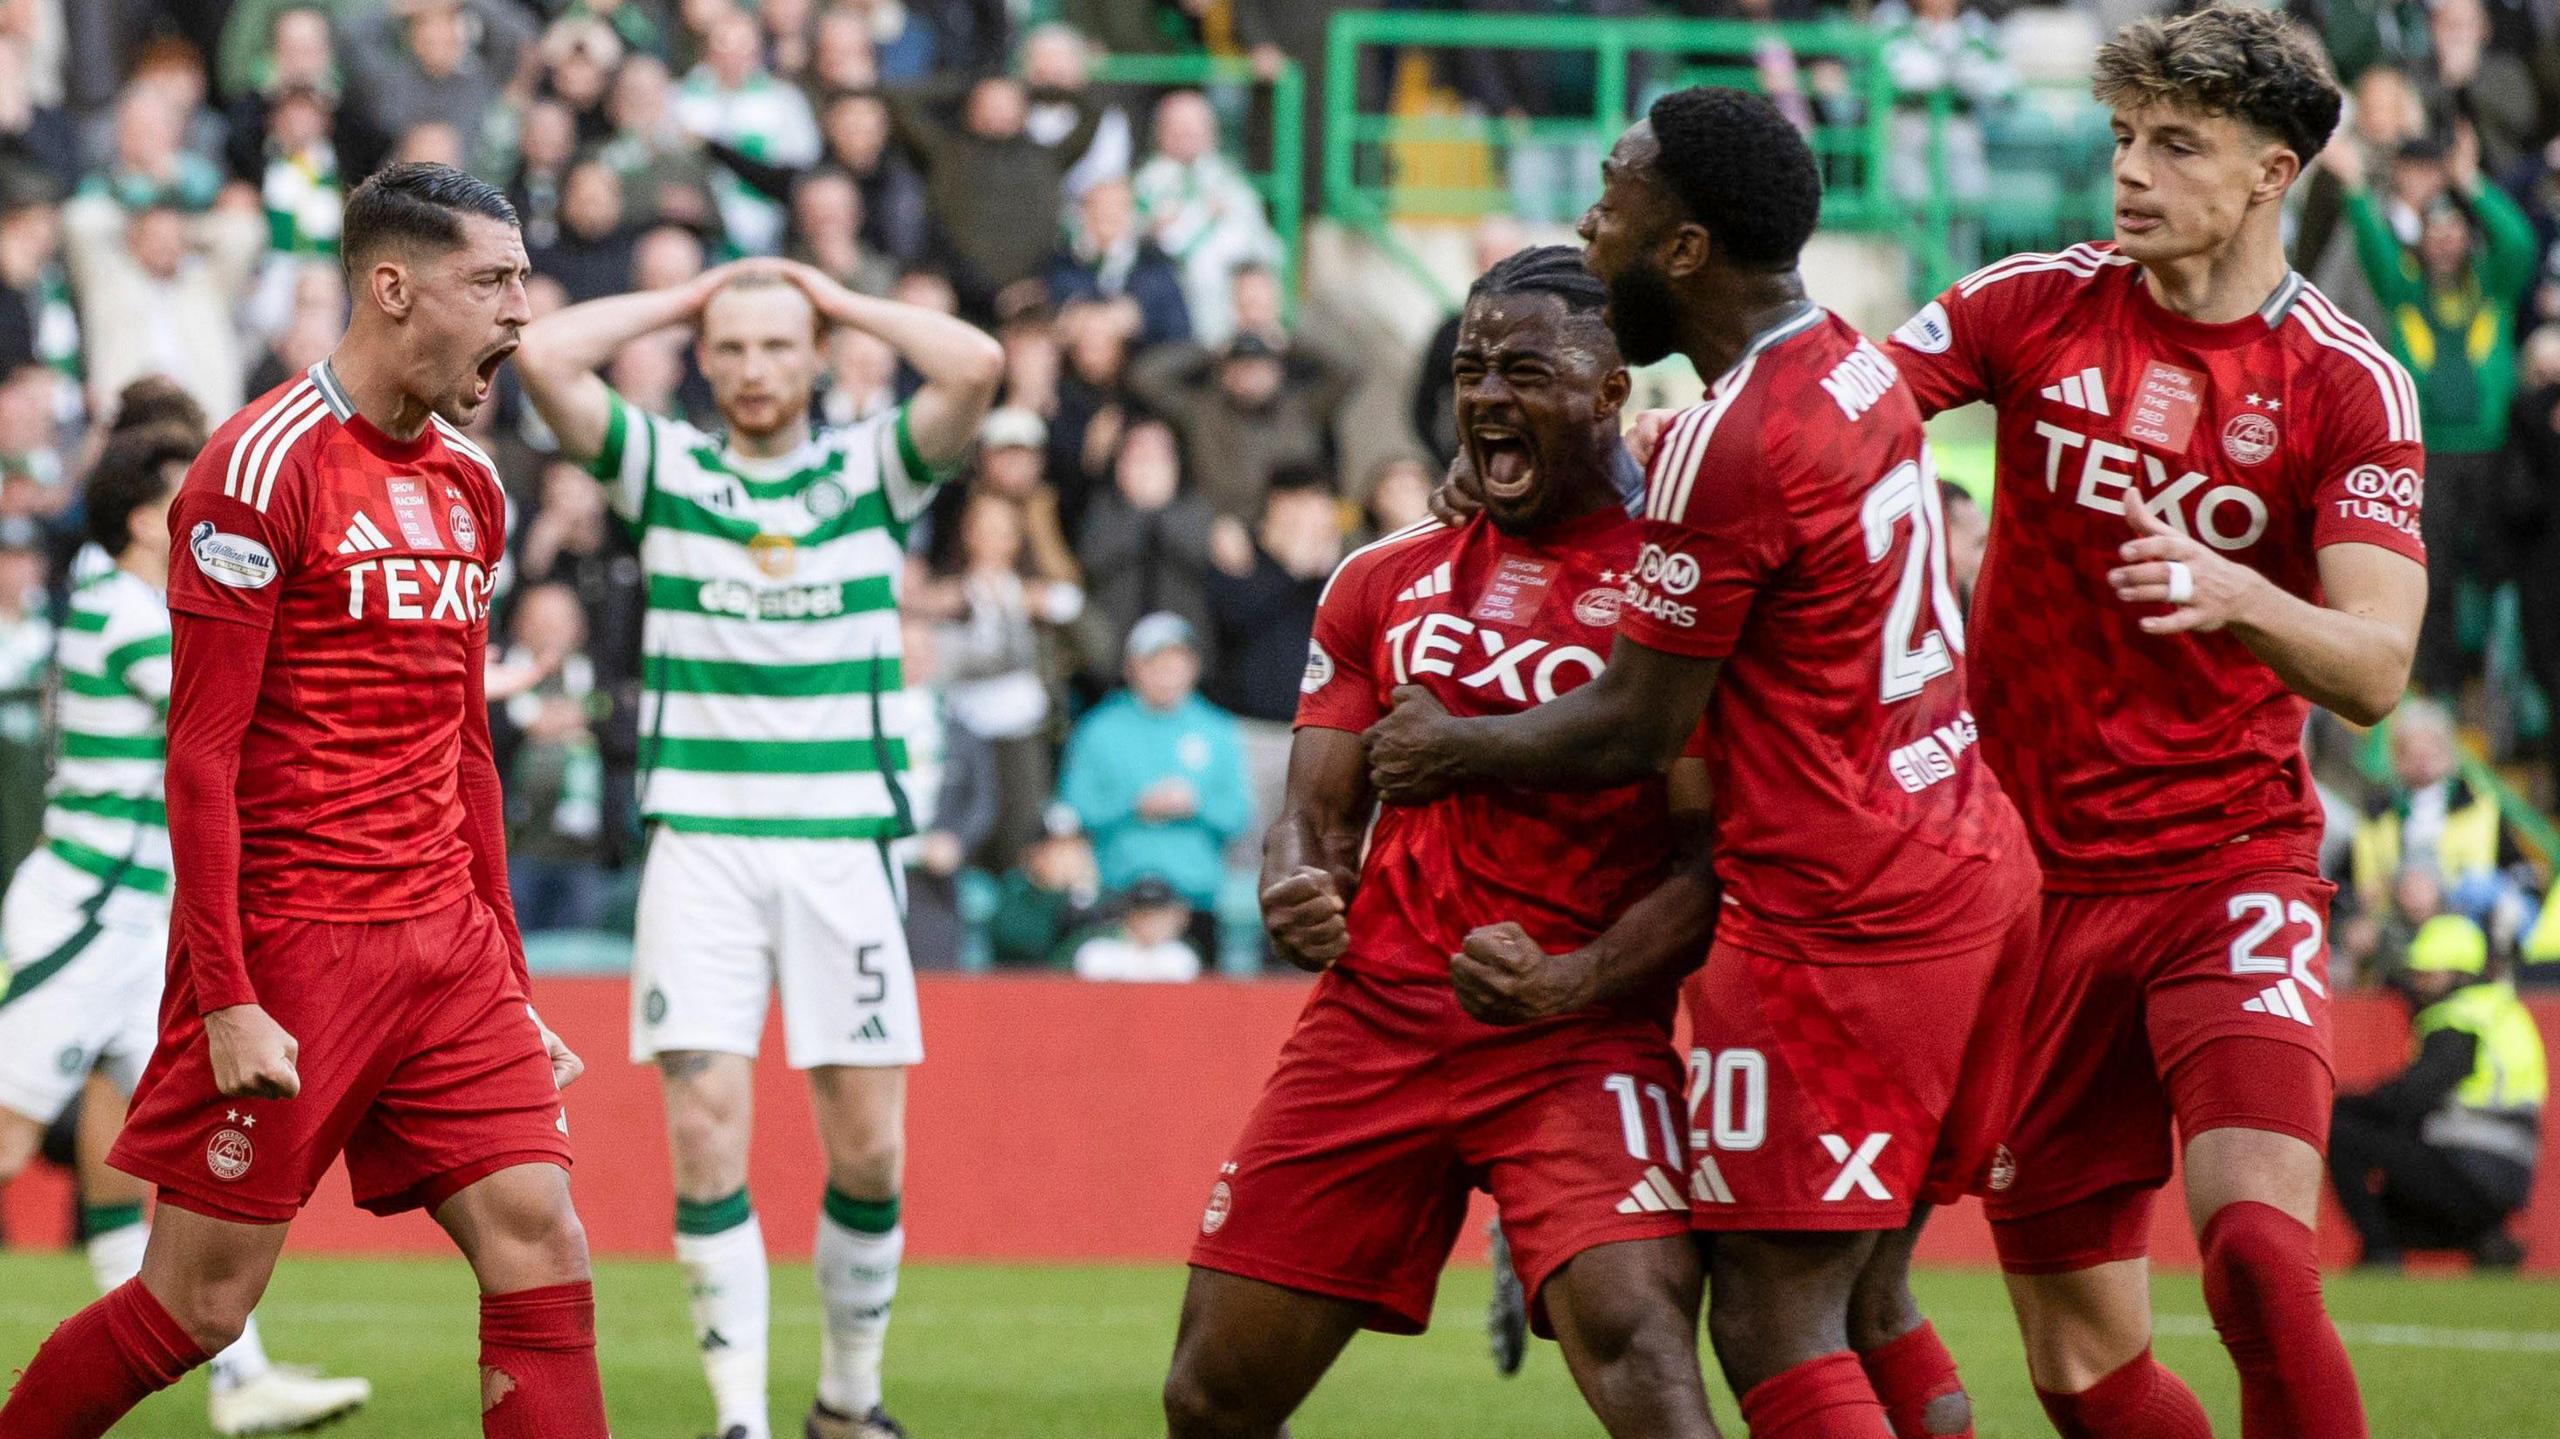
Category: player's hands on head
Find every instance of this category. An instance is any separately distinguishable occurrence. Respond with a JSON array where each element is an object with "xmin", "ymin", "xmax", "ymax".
[
  {"xmin": 689, "ymin": 255, "xmax": 789, "ymax": 307},
  {"xmin": 1451, "ymin": 922, "xmax": 1595, "ymax": 1026},
  {"xmin": 1366, "ymin": 686, "xmax": 1465, "ymax": 804},
  {"xmin": 532, "ymin": 1007, "xmax": 584, "ymax": 1090},
  {"xmin": 205, "ymin": 1004, "xmax": 300, "ymax": 1100},
  {"xmin": 1260, "ymin": 865, "xmax": 1349, "ymax": 971},
  {"xmin": 2108, "ymin": 489, "xmax": 2267, "ymax": 636}
]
